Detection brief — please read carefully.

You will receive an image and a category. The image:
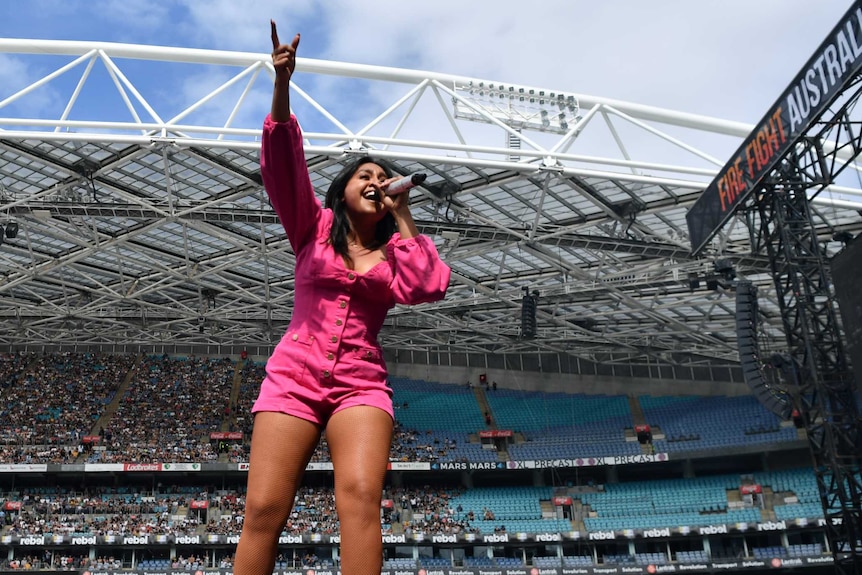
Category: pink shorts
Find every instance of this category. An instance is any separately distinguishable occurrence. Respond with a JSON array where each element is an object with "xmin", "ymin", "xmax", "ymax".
[{"xmin": 252, "ymin": 335, "xmax": 394, "ymax": 426}]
